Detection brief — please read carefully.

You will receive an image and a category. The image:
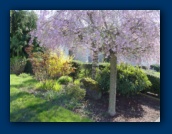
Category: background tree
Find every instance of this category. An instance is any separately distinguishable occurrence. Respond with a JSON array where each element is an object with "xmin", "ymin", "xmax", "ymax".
[
  {"xmin": 10, "ymin": 10, "xmax": 39, "ymax": 57},
  {"xmin": 30, "ymin": 10, "xmax": 160, "ymax": 116}
]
